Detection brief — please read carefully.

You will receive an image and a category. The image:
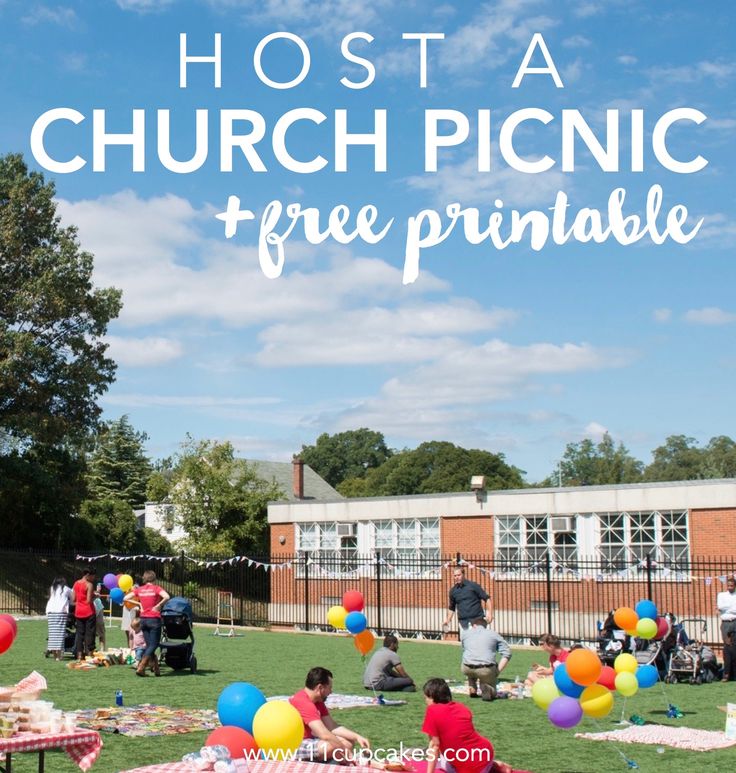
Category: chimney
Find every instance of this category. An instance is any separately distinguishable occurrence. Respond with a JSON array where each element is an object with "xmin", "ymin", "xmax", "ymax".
[{"xmin": 292, "ymin": 456, "xmax": 305, "ymax": 500}]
